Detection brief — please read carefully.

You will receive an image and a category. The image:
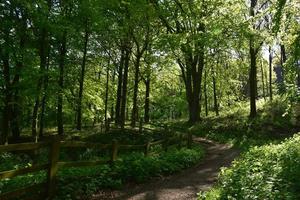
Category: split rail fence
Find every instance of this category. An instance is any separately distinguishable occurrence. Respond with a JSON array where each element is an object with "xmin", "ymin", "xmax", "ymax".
[{"xmin": 0, "ymin": 132, "xmax": 192, "ymax": 200}]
